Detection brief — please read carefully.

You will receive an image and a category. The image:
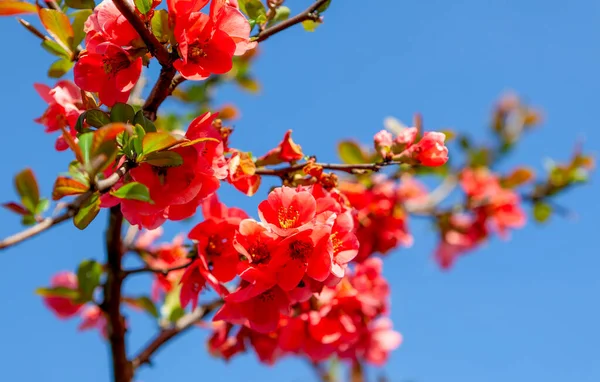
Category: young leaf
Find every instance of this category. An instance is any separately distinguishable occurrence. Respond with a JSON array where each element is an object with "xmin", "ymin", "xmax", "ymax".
[
  {"xmin": 338, "ymin": 141, "xmax": 367, "ymax": 164},
  {"xmin": 73, "ymin": 193, "xmax": 100, "ymax": 229},
  {"xmin": 271, "ymin": 6, "xmax": 290, "ymax": 23},
  {"xmin": 77, "ymin": 259, "xmax": 102, "ymax": 301},
  {"xmin": 71, "ymin": 9, "xmax": 93, "ymax": 47},
  {"xmin": 142, "ymin": 132, "xmax": 178, "ymax": 155},
  {"xmin": 317, "ymin": 0, "xmax": 331, "ymax": 12},
  {"xmin": 39, "ymin": 9, "xmax": 74, "ymax": 51},
  {"xmin": 133, "ymin": 110, "xmax": 157, "ymax": 133},
  {"xmin": 61, "ymin": 126, "xmax": 84, "ymax": 163},
  {"xmin": 65, "ymin": 0, "xmax": 95, "ymax": 9},
  {"xmin": 35, "ymin": 198, "xmax": 50, "ymax": 215},
  {"xmin": 110, "ymin": 103, "xmax": 135, "ymax": 123},
  {"xmin": 84, "ymin": 109, "xmax": 111, "ymax": 128},
  {"xmin": 0, "ymin": 1, "xmax": 37, "ymax": 15},
  {"xmin": 91, "ymin": 123, "xmax": 127, "ymax": 158},
  {"xmin": 151, "ymin": 9, "xmax": 173, "ymax": 44},
  {"xmin": 15, "ymin": 168, "xmax": 40, "ymax": 213},
  {"xmin": 48, "ymin": 58, "xmax": 73, "ymax": 78},
  {"xmin": 2, "ymin": 202, "xmax": 30, "ymax": 216},
  {"xmin": 134, "ymin": 0, "xmax": 151, "ymax": 14},
  {"xmin": 52, "ymin": 176, "xmax": 88, "ymax": 200},
  {"xmin": 302, "ymin": 19, "xmax": 320, "ymax": 32},
  {"xmin": 78, "ymin": 132, "xmax": 94, "ymax": 164},
  {"xmin": 110, "ymin": 182, "xmax": 152, "ymax": 202},
  {"xmin": 123, "ymin": 296, "xmax": 159, "ymax": 318},
  {"xmin": 41, "ymin": 40, "xmax": 71, "ymax": 59},
  {"xmin": 143, "ymin": 151, "xmax": 183, "ymax": 167},
  {"xmin": 533, "ymin": 202, "xmax": 552, "ymax": 223},
  {"xmin": 36, "ymin": 286, "xmax": 80, "ymax": 299}
]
